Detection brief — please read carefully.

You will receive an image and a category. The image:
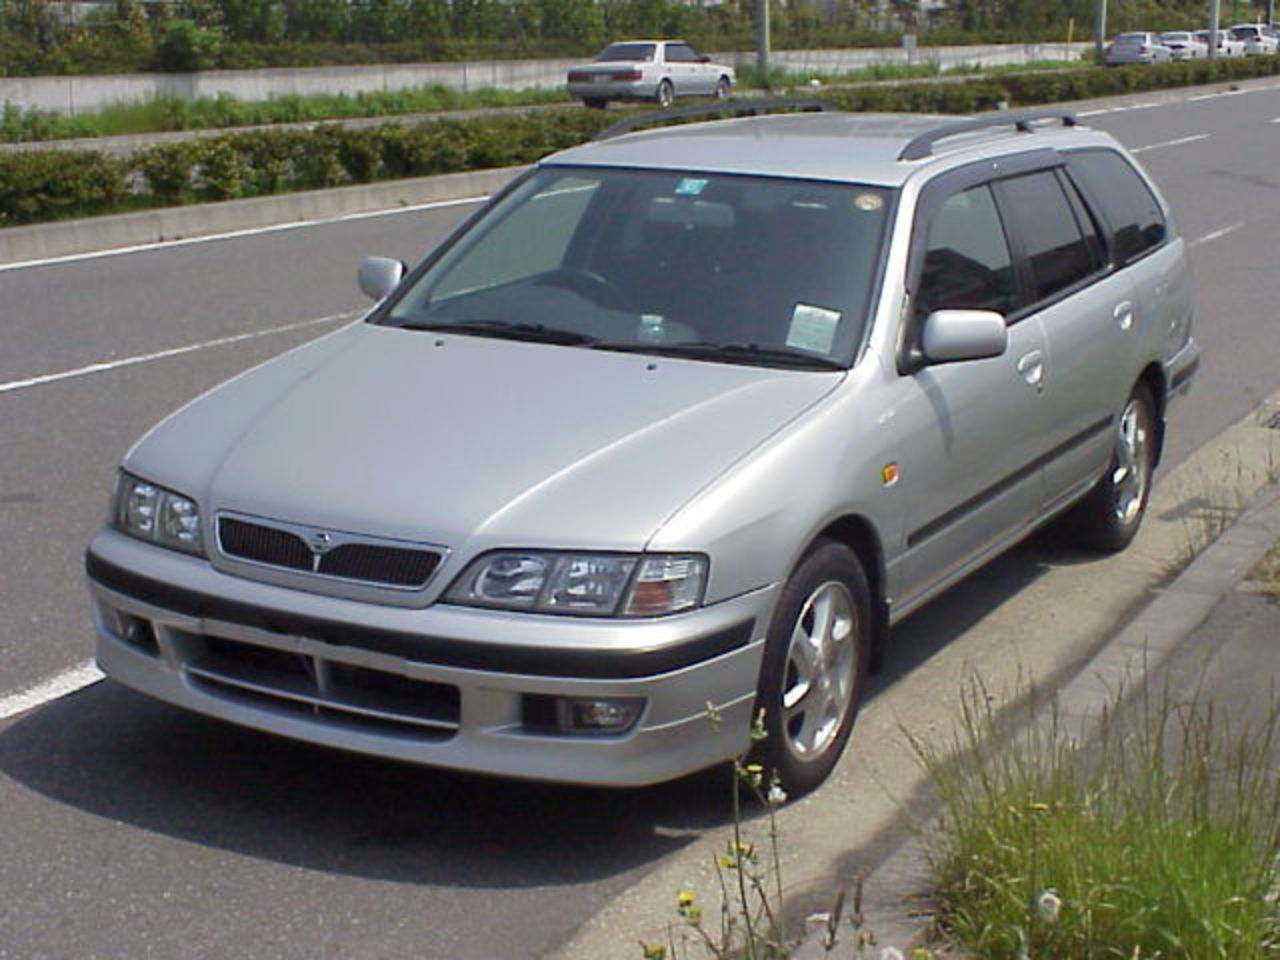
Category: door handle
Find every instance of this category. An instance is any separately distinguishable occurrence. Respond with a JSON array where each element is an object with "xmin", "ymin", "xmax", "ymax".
[
  {"xmin": 1017, "ymin": 350, "xmax": 1045, "ymax": 392},
  {"xmin": 1113, "ymin": 300, "xmax": 1135, "ymax": 331}
]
